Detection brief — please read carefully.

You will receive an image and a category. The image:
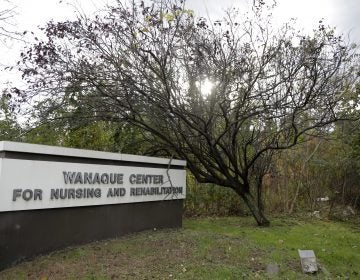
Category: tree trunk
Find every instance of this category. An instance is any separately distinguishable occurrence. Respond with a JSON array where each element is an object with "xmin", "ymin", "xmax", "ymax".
[
  {"xmin": 256, "ymin": 178, "xmax": 264, "ymax": 213},
  {"xmin": 289, "ymin": 182, "xmax": 301, "ymax": 214},
  {"xmin": 240, "ymin": 191, "xmax": 270, "ymax": 226}
]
